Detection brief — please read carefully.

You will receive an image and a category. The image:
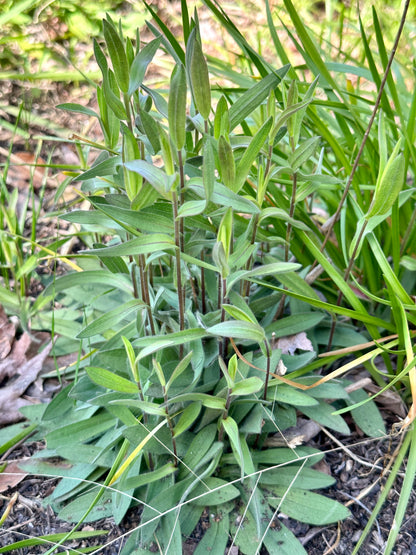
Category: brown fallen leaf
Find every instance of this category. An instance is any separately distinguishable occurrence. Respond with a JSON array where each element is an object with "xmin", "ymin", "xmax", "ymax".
[
  {"xmin": 0, "ymin": 340, "xmax": 53, "ymax": 425},
  {"xmin": 0, "ymin": 332, "xmax": 31, "ymax": 383},
  {"xmin": 0, "ymin": 305, "xmax": 16, "ymax": 360},
  {"xmin": 0, "ymin": 461, "xmax": 28, "ymax": 493}
]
